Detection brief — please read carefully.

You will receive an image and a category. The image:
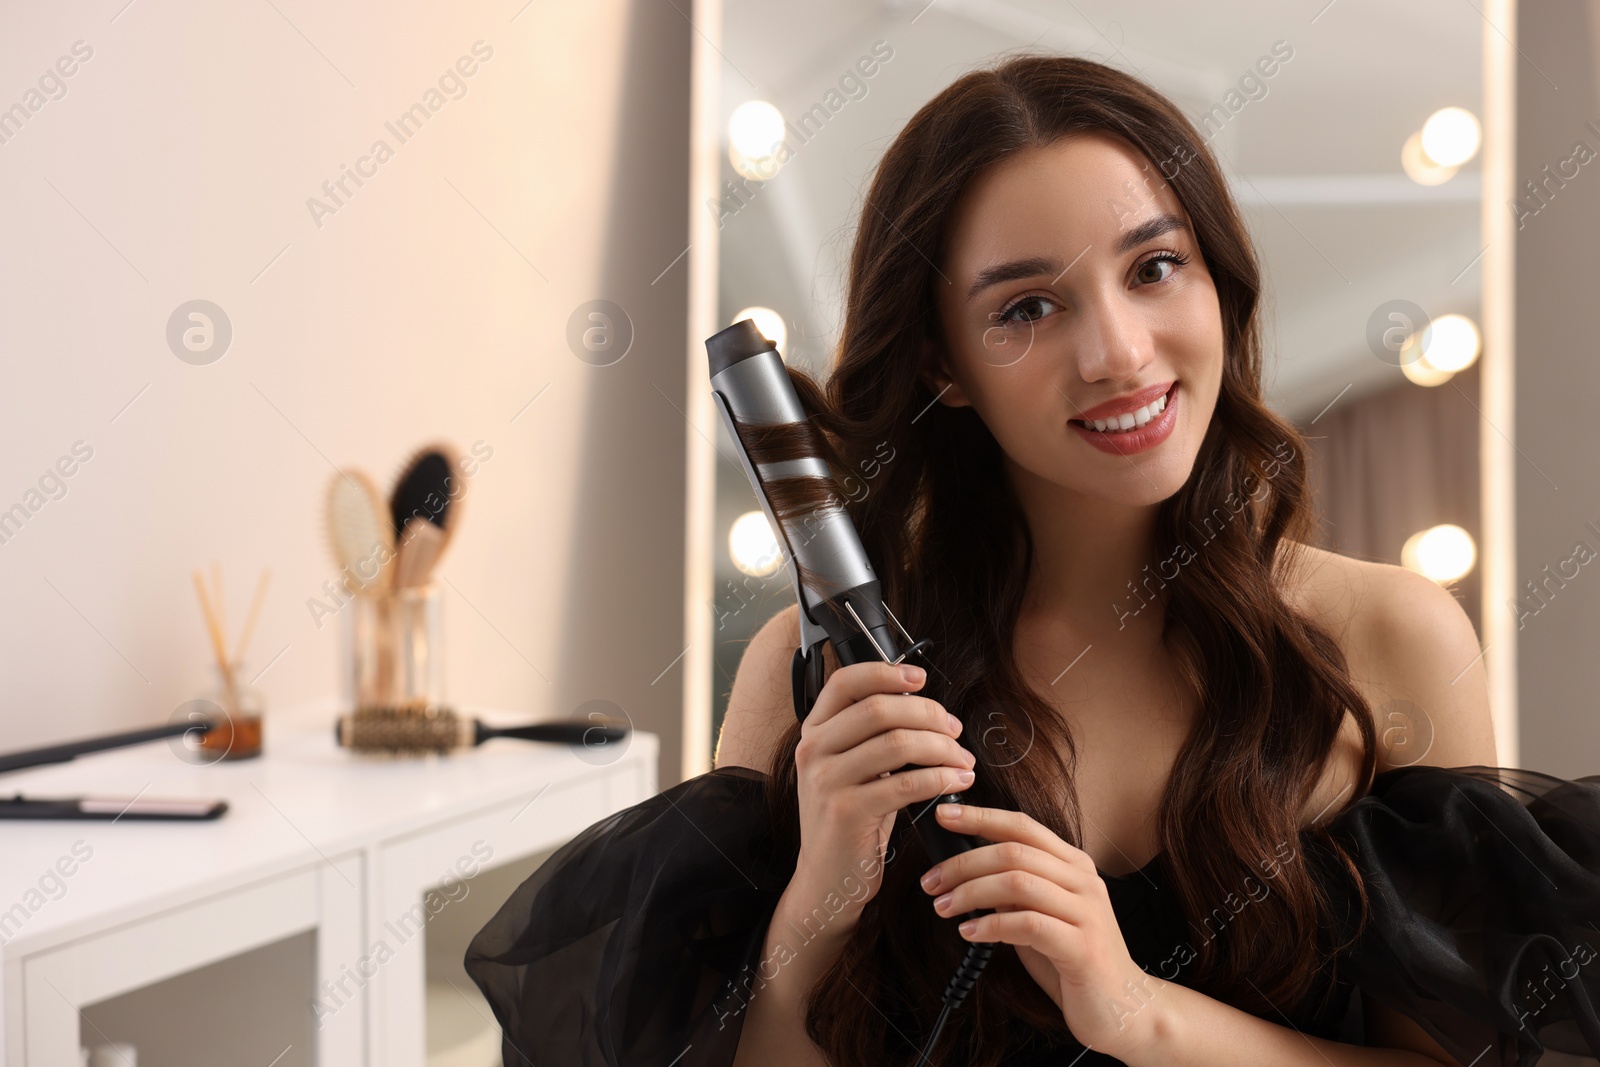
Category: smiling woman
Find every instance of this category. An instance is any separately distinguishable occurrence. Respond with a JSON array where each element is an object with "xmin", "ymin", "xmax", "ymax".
[
  {"xmin": 722, "ymin": 53, "xmax": 1598, "ymax": 1067},
  {"xmin": 722, "ymin": 53, "xmax": 1413, "ymax": 1066}
]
